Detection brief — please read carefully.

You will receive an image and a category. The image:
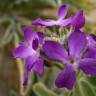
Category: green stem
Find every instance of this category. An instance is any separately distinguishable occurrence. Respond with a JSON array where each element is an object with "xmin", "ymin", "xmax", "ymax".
[
  {"xmin": 41, "ymin": 54, "xmax": 64, "ymax": 70},
  {"xmin": 67, "ymin": 92, "xmax": 72, "ymax": 96},
  {"xmin": 16, "ymin": 59, "xmax": 25, "ymax": 96},
  {"xmin": 14, "ymin": 33, "xmax": 25, "ymax": 96},
  {"xmin": 51, "ymin": 61, "xmax": 64, "ymax": 69}
]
